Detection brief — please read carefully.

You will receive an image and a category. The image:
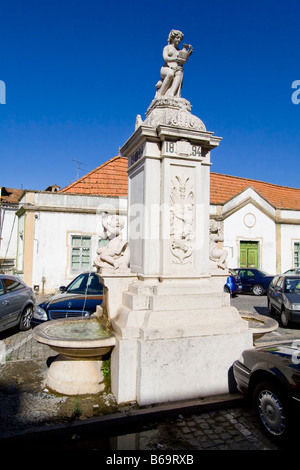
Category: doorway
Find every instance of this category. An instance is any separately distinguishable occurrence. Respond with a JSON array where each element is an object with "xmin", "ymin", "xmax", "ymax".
[{"xmin": 240, "ymin": 241, "xmax": 258, "ymax": 268}]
